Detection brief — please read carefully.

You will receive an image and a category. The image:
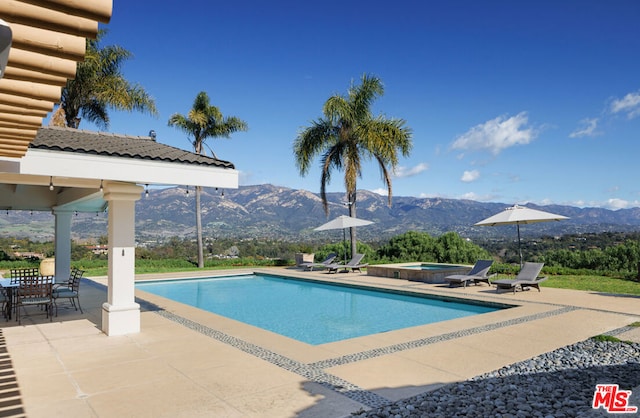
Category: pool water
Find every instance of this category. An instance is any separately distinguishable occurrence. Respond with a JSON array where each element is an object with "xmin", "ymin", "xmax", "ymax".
[
  {"xmin": 405, "ymin": 263, "xmax": 464, "ymax": 270},
  {"xmin": 136, "ymin": 274, "xmax": 503, "ymax": 345}
]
